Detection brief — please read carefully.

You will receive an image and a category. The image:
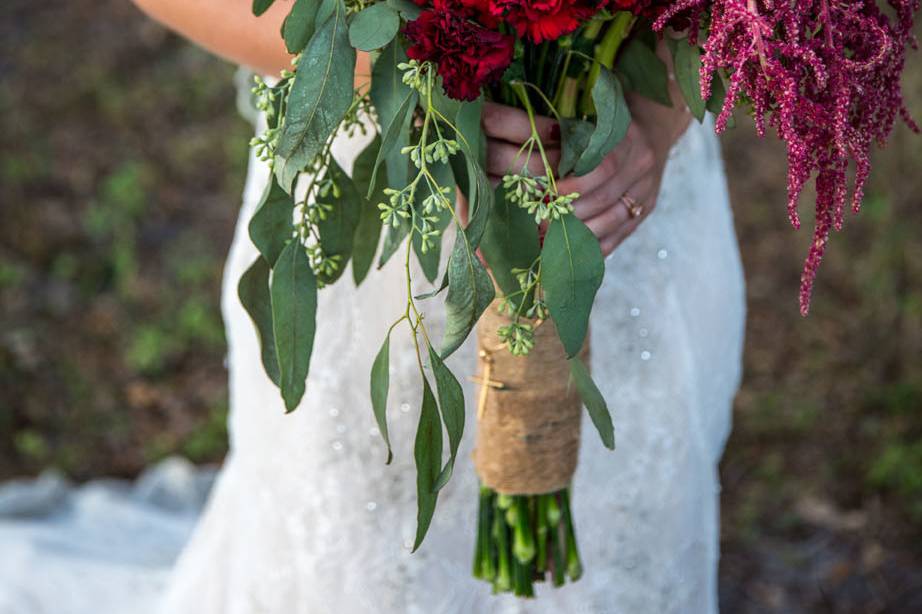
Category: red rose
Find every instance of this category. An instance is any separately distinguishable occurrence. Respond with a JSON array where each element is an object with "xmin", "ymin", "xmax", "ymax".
[
  {"xmin": 489, "ymin": 0, "xmax": 605, "ymax": 43},
  {"xmin": 404, "ymin": 1, "xmax": 514, "ymax": 101}
]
